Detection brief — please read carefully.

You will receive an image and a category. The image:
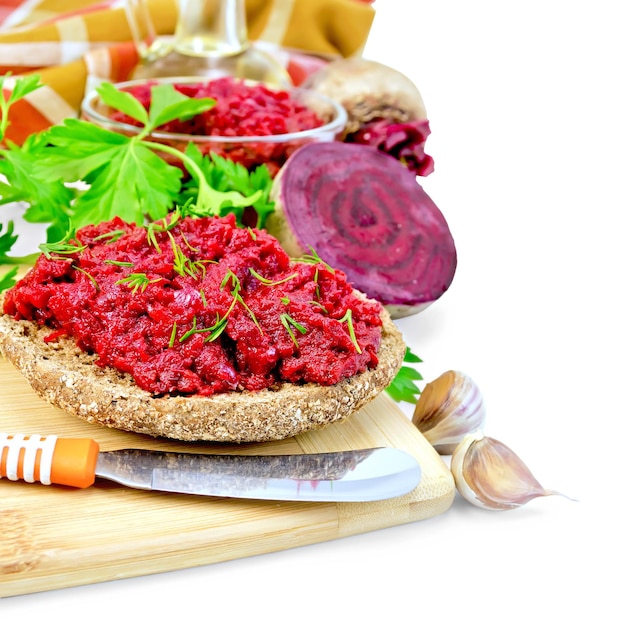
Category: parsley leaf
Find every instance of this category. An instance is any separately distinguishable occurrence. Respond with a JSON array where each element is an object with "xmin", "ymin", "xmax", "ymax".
[
  {"xmin": 0, "ymin": 133, "xmax": 73, "ymax": 220},
  {"xmin": 386, "ymin": 347, "xmax": 424, "ymax": 404},
  {"xmin": 40, "ymin": 119, "xmax": 182, "ymax": 228},
  {"xmin": 0, "ymin": 73, "xmax": 45, "ymax": 139},
  {"xmin": 0, "ymin": 221, "xmax": 18, "ymax": 264},
  {"xmin": 0, "ymin": 76, "xmax": 267, "ymax": 289},
  {"xmin": 0, "ymin": 266, "xmax": 17, "ymax": 291},
  {"xmin": 180, "ymin": 146, "xmax": 274, "ymax": 227}
]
